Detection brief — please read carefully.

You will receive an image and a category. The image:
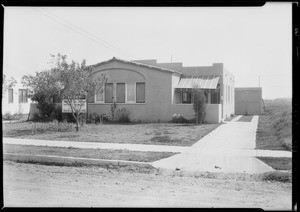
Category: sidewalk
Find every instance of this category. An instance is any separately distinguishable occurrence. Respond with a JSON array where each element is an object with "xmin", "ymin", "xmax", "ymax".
[
  {"xmin": 151, "ymin": 115, "xmax": 291, "ymax": 174},
  {"xmin": 3, "ymin": 137, "xmax": 189, "ymax": 153}
]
